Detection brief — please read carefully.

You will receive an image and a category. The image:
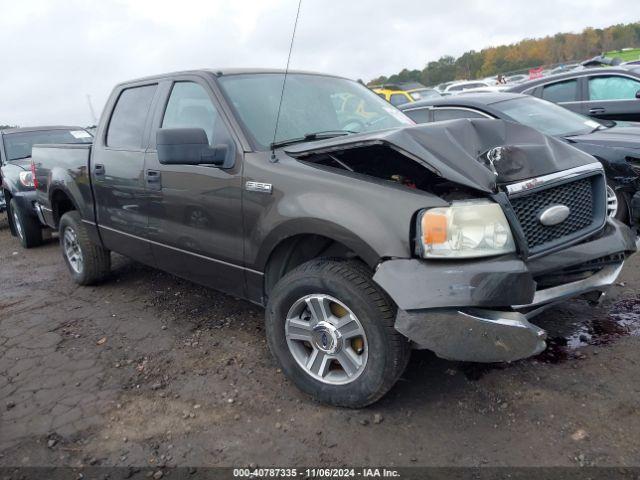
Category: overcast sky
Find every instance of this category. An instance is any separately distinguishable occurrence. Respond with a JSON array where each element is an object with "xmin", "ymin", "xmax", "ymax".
[{"xmin": 0, "ymin": 0, "xmax": 636, "ymax": 126}]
